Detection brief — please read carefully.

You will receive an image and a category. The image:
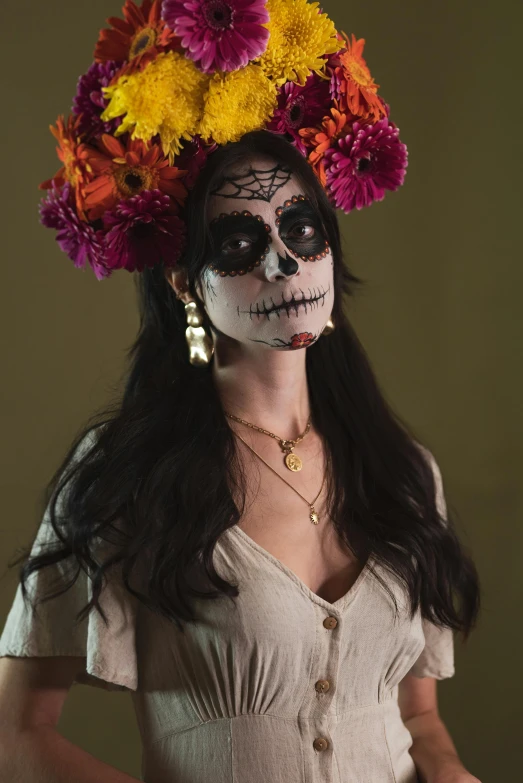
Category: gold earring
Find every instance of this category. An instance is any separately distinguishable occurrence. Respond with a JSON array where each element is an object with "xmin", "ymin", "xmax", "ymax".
[
  {"xmin": 184, "ymin": 301, "xmax": 214, "ymax": 366},
  {"xmin": 321, "ymin": 317, "xmax": 335, "ymax": 336}
]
